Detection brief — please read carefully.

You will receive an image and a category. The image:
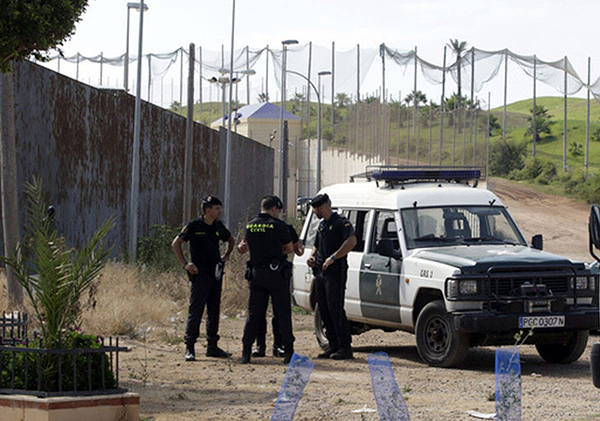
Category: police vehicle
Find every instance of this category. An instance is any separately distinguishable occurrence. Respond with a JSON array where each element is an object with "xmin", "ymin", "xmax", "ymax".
[{"xmin": 292, "ymin": 166, "xmax": 600, "ymax": 367}]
